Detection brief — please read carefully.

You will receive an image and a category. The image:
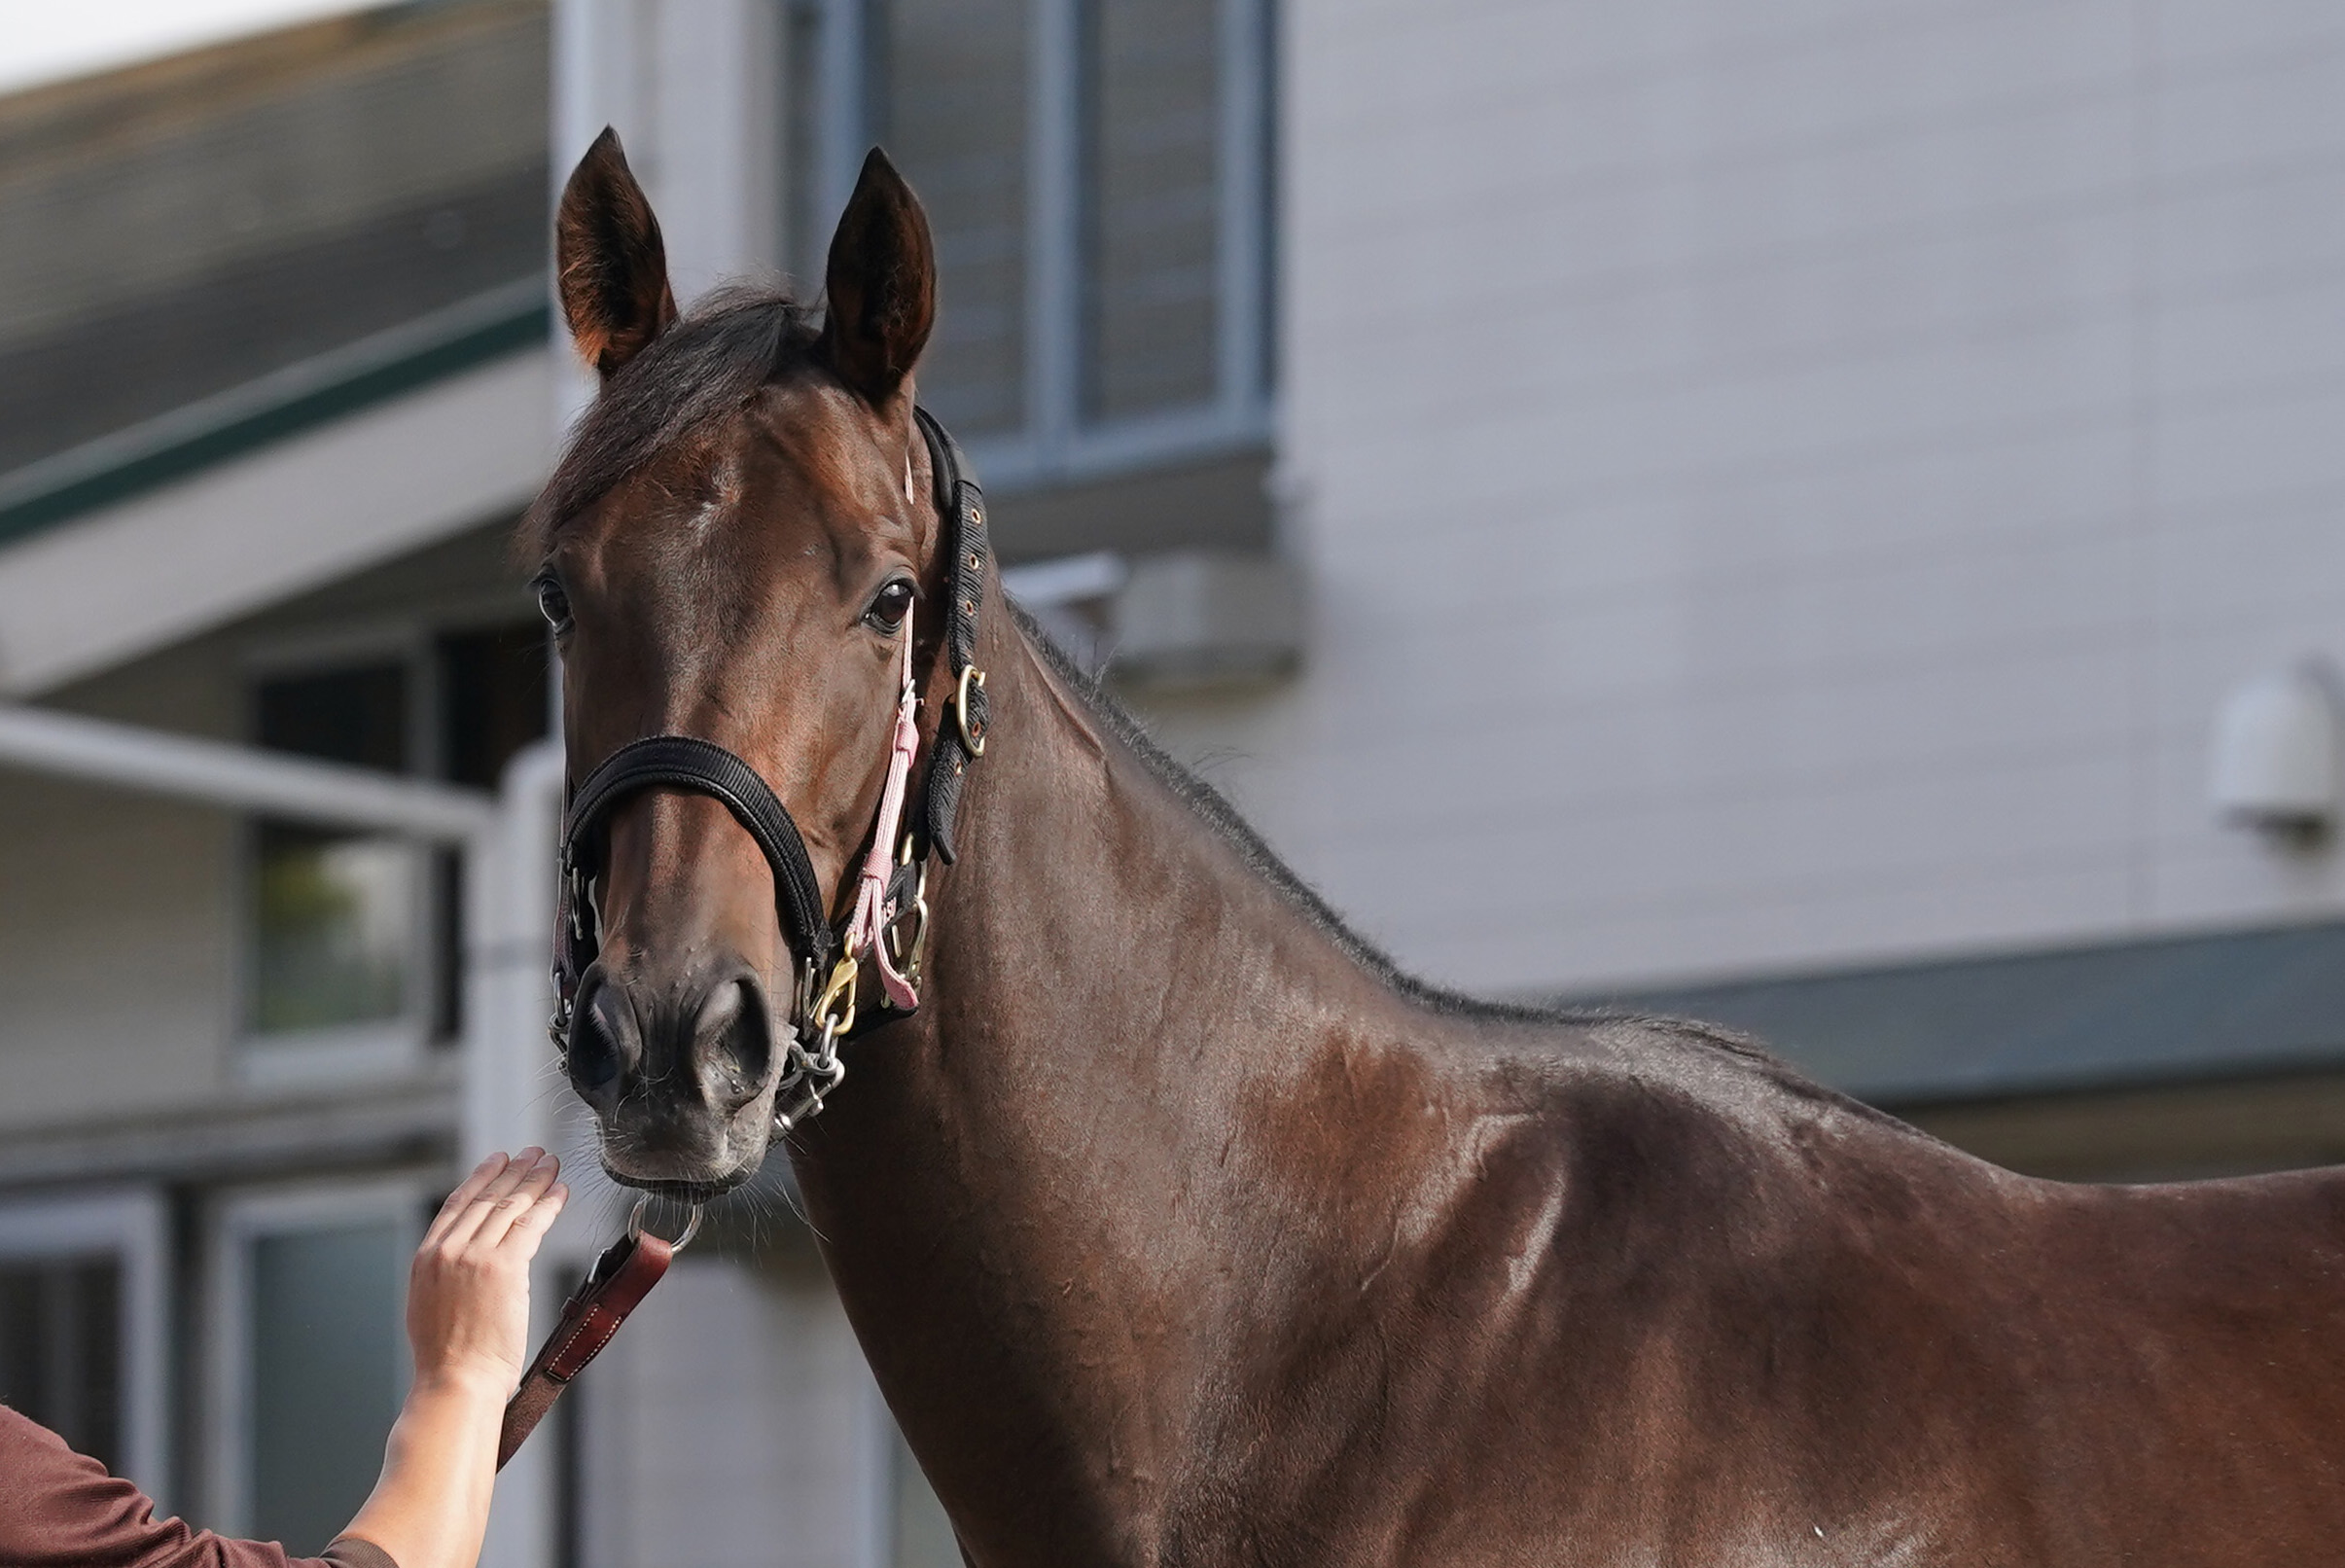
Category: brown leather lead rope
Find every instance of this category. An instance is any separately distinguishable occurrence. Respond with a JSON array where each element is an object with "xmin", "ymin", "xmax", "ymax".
[{"xmin": 497, "ymin": 1198, "xmax": 701, "ymax": 1469}]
